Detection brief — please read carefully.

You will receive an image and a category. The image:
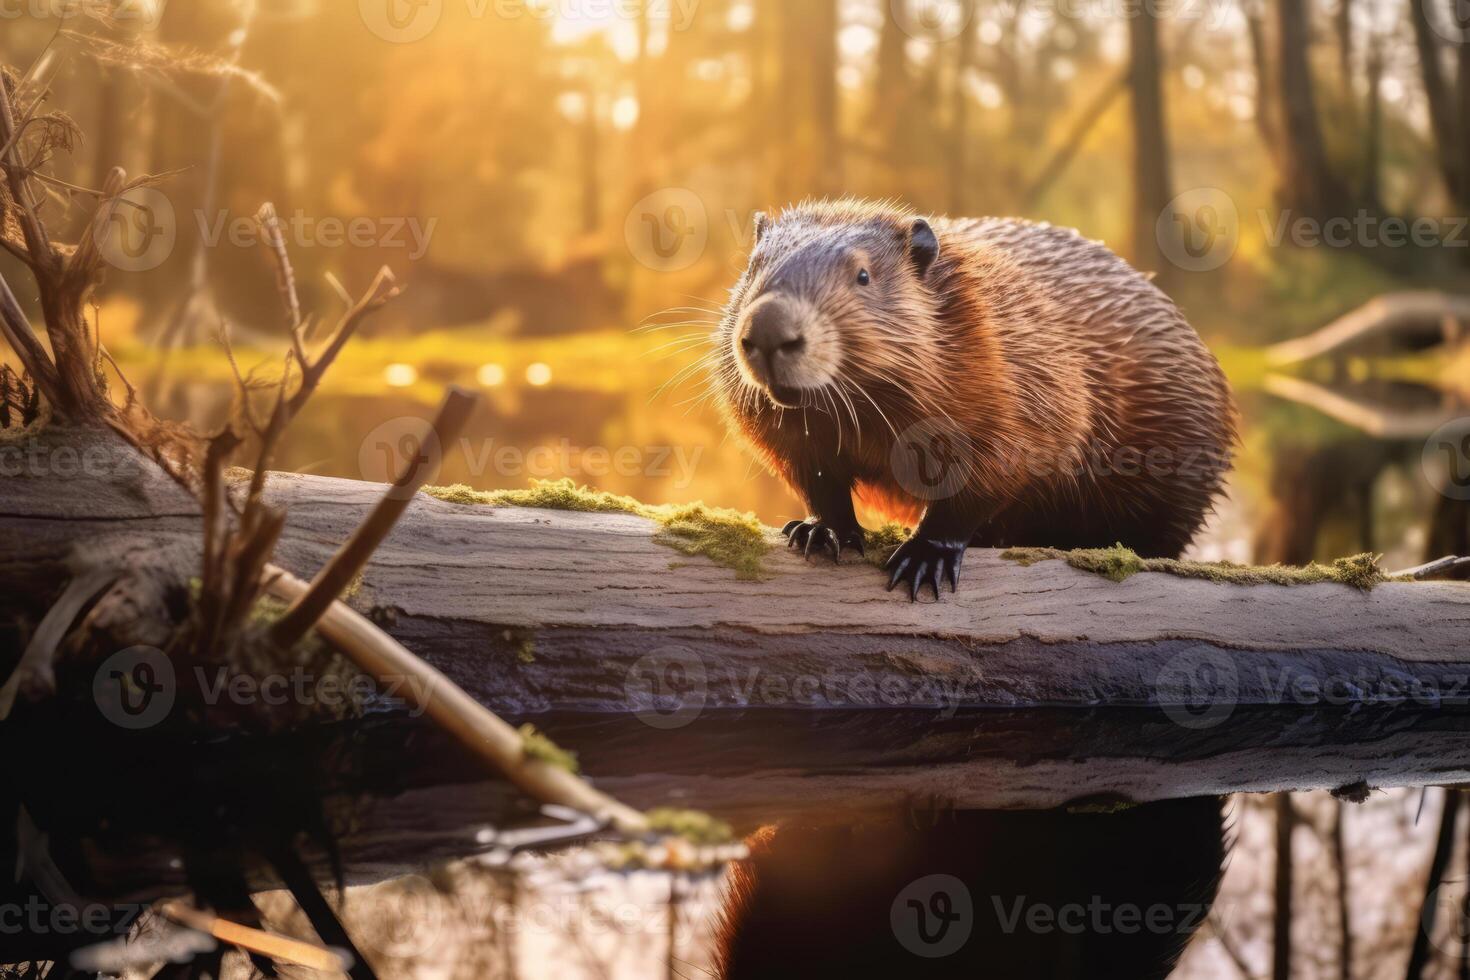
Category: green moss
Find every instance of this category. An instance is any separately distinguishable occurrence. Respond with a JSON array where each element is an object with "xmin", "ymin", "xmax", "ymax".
[
  {"xmin": 863, "ymin": 522, "xmax": 911, "ymax": 567},
  {"xmin": 426, "ymin": 479, "xmax": 644, "ymax": 514},
  {"xmin": 427, "ymin": 479, "xmax": 771, "ymax": 580},
  {"xmin": 644, "ymin": 807, "xmax": 735, "ymax": 845},
  {"xmin": 653, "ymin": 503, "xmax": 768, "ymax": 581},
  {"xmin": 516, "ymin": 638, "xmax": 536, "ymax": 664},
  {"xmin": 1001, "ymin": 544, "xmax": 1392, "ymax": 590},
  {"xmin": 518, "ymin": 723, "xmax": 579, "ymax": 774}
]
